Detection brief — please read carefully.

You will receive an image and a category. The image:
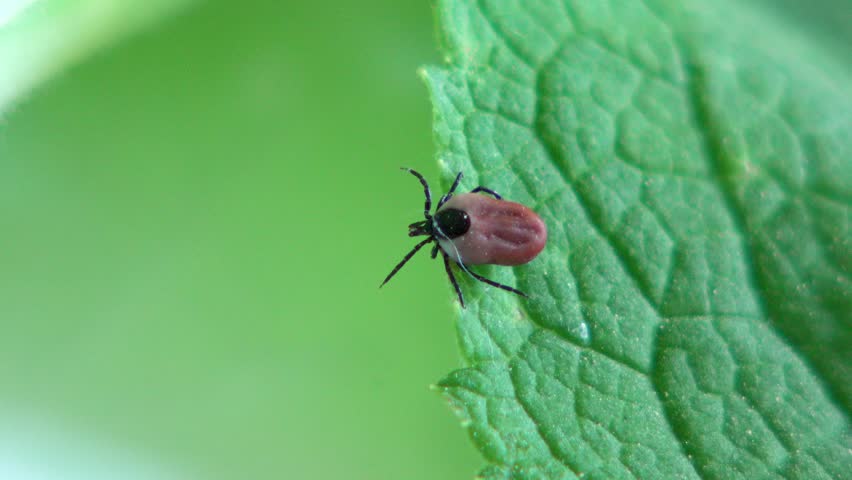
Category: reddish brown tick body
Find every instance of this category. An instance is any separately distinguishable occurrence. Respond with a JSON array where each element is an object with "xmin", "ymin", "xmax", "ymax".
[{"xmin": 381, "ymin": 169, "xmax": 547, "ymax": 308}]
